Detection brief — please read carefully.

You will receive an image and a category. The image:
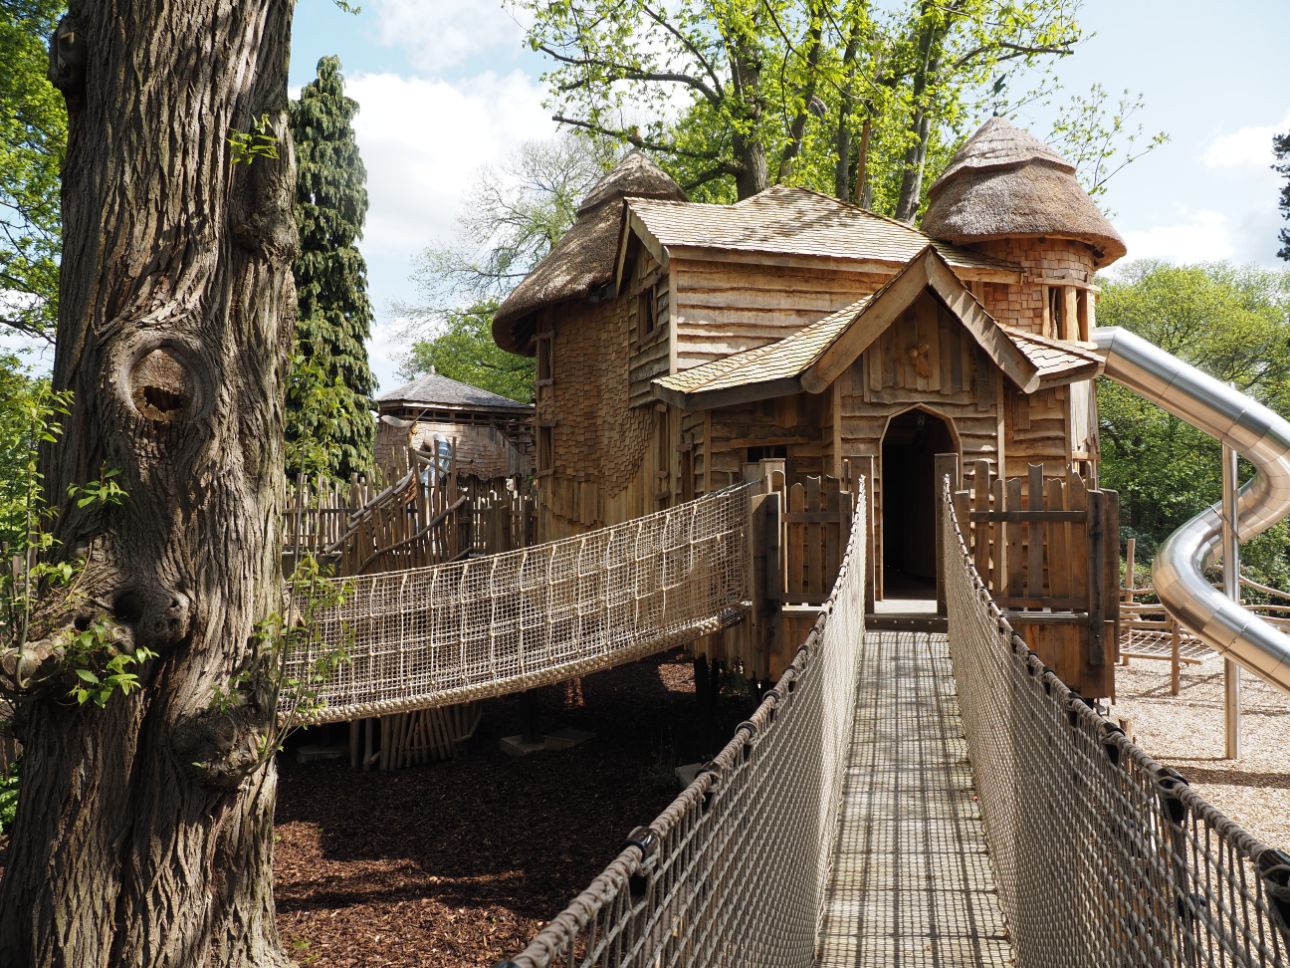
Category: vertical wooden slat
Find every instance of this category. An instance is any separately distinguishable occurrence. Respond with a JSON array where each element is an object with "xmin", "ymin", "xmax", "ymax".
[
  {"xmin": 1046, "ymin": 478, "xmax": 1070, "ymax": 600},
  {"xmin": 1027, "ymin": 463, "xmax": 1045, "ymax": 597},
  {"xmin": 990, "ymin": 476, "xmax": 1006, "ymax": 593},
  {"xmin": 1006, "ymin": 478, "xmax": 1024, "ymax": 598}
]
